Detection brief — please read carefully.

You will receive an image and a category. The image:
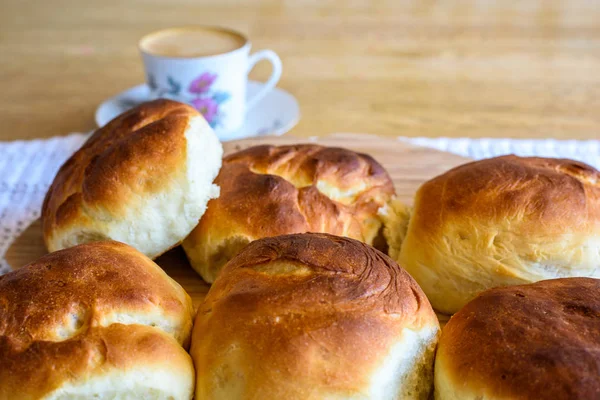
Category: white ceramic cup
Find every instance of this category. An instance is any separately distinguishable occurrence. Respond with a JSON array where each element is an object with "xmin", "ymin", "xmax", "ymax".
[{"xmin": 139, "ymin": 26, "xmax": 282, "ymax": 138}]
